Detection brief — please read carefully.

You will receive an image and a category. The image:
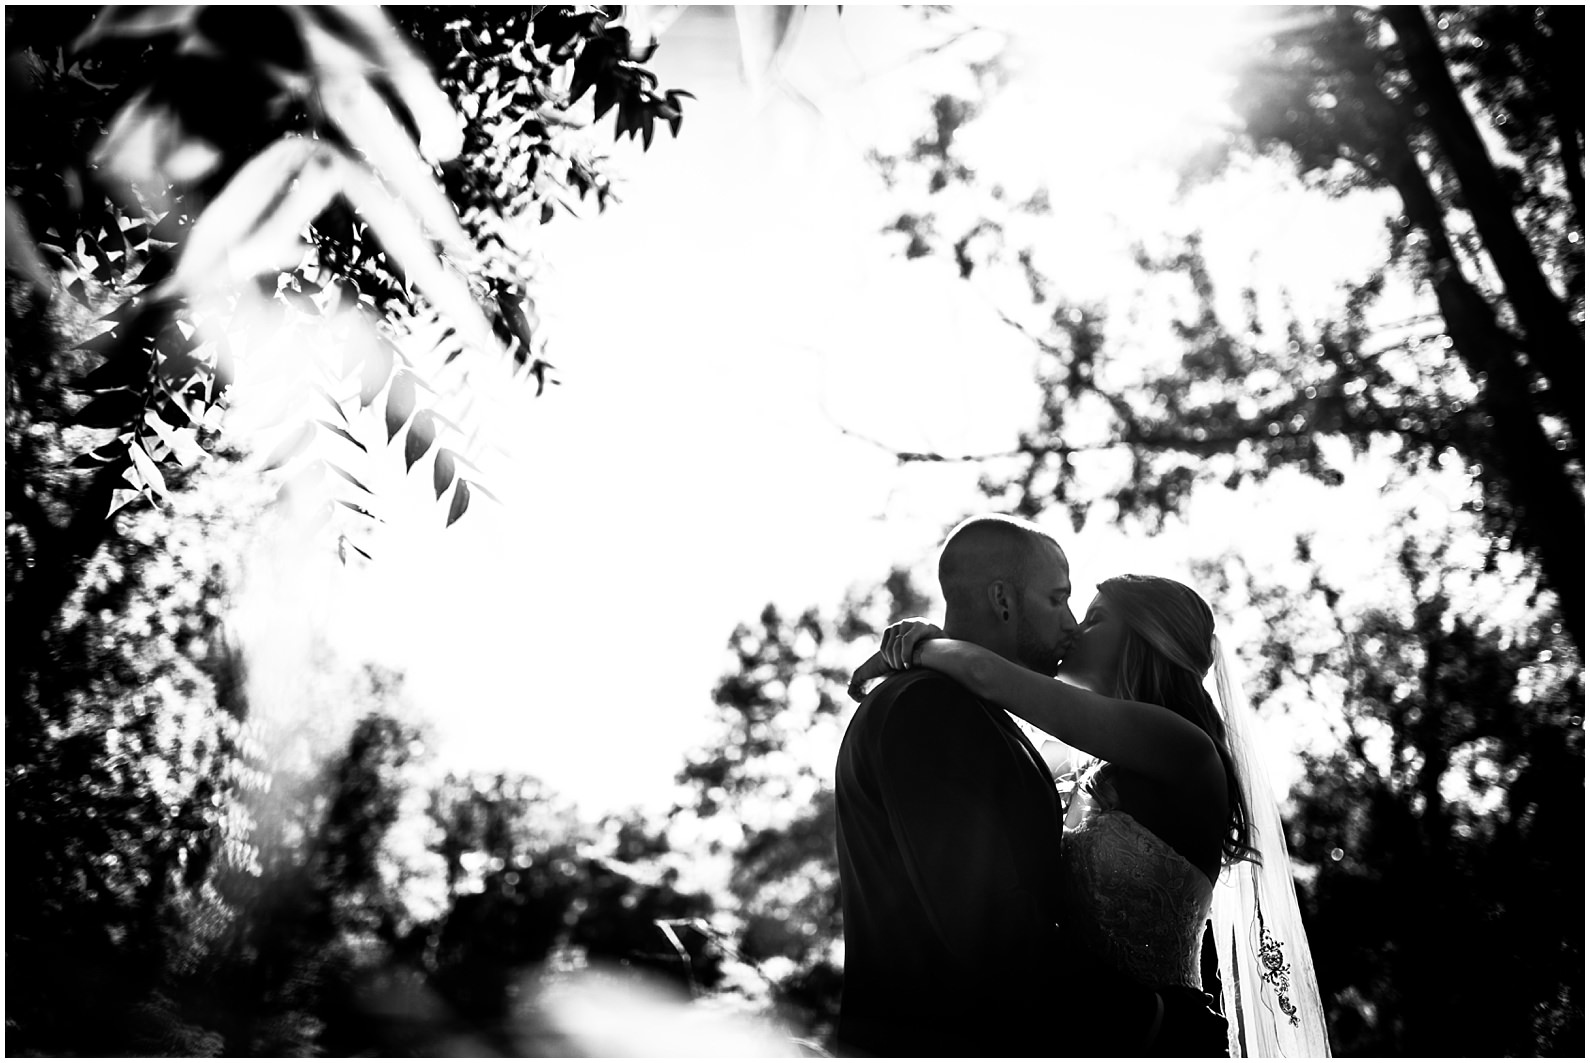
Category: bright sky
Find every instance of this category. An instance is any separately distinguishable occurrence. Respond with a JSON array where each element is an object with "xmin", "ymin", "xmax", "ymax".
[{"xmin": 235, "ymin": 6, "xmax": 1432, "ymax": 815}]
